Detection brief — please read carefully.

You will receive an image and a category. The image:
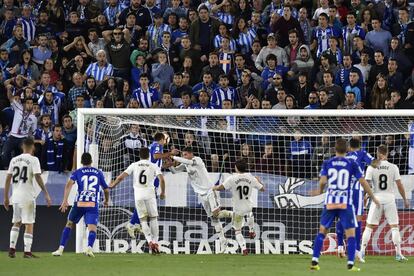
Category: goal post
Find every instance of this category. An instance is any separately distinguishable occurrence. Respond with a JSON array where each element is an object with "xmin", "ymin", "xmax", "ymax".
[{"xmin": 76, "ymin": 108, "xmax": 414, "ymax": 254}]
